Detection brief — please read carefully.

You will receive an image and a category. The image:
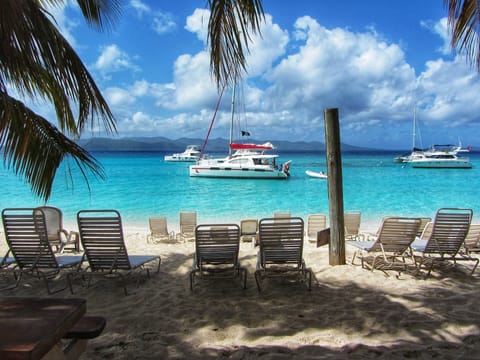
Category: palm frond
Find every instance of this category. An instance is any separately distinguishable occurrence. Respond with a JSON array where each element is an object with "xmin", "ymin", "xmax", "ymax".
[
  {"xmin": 445, "ymin": 0, "xmax": 480, "ymax": 70},
  {"xmin": 39, "ymin": 0, "xmax": 121, "ymax": 31},
  {"xmin": 0, "ymin": 92, "xmax": 105, "ymax": 200},
  {"xmin": 208, "ymin": 0, "xmax": 265, "ymax": 88},
  {"xmin": 0, "ymin": 0, "xmax": 117, "ymax": 136}
]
